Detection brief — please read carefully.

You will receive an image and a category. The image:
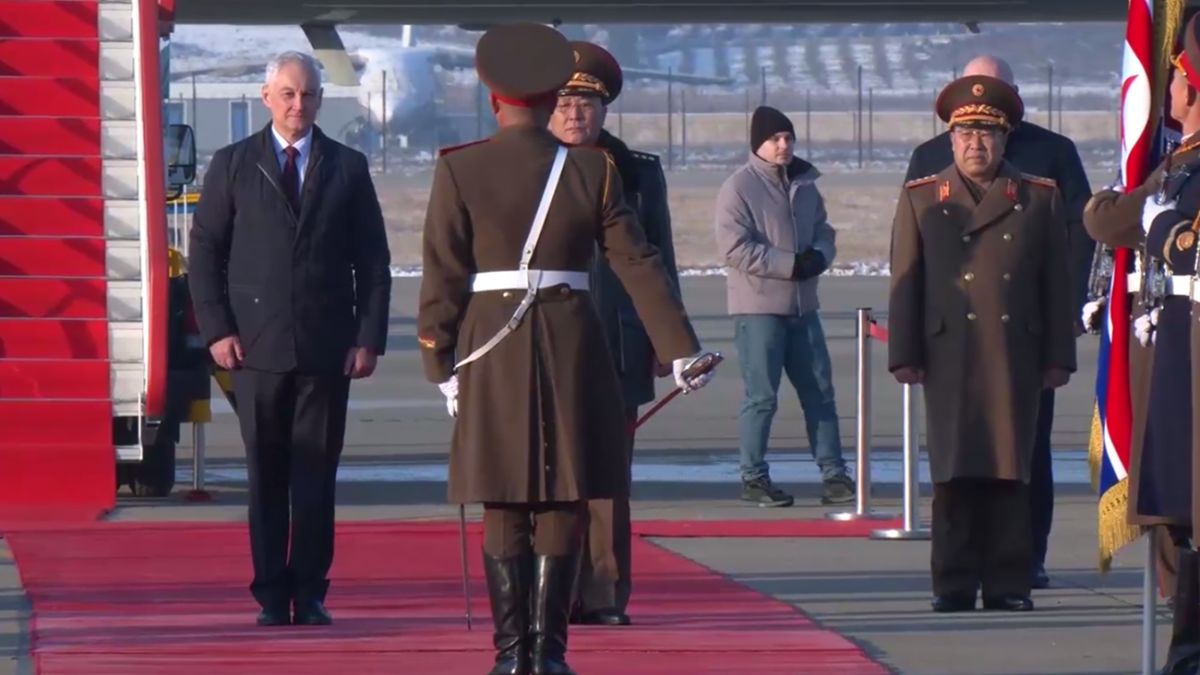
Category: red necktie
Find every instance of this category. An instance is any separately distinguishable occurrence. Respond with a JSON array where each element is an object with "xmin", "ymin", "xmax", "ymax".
[{"xmin": 282, "ymin": 145, "xmax": 301, "ymax": 214}]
